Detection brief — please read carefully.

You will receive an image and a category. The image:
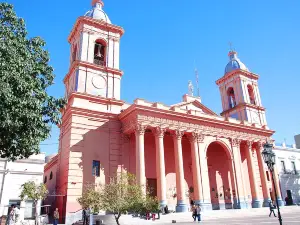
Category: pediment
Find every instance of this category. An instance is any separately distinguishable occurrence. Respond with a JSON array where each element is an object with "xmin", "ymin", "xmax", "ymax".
[{"xmin": 172, "ymin": 100, "xmax": 218, "ymax": 116}]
